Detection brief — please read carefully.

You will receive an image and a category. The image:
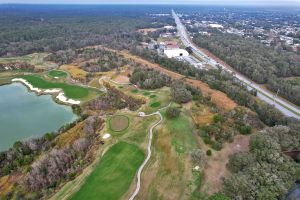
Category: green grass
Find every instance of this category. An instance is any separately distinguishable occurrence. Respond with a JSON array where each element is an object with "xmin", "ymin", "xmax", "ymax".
[
  {"xmin": 131, "ymin": 89, "xmax": 139, "ymax": 93},
  {"xmin": 290, "ymin": 77, "xmax": 300, "ymax": 86},
  {"xmin": 71, "ymin": 142, "xmax": 145, "ymax": 200},
  {"xmin": 162, "ymin": 110, "xmax": 196, "ymax": 154},
  {"xmin": 20, "ymin": 75, "xmax": 91, "ymax": 100},
  {"xmin": 48, "ymin": 70, "xmax": 68, "ymax": 78},
  {"xmin": 143, "ymin": 92, "xmax": 150, "ymax": 96},
  {"xmin": 150, "ymin": 102, "xmax": 161, "ymax": 108},
  {"xmin": 150, "ymin": 94, "xmax": 156, "ymax": 98}
]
